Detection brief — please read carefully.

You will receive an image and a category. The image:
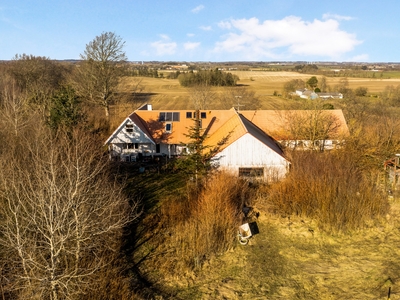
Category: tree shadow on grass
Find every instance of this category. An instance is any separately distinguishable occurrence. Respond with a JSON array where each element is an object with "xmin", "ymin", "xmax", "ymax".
[{"xmin": 113, "ymin": 165, "xmax": 187, "ymax": 299}]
